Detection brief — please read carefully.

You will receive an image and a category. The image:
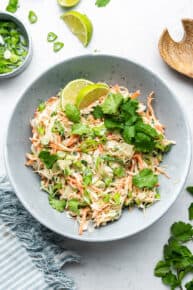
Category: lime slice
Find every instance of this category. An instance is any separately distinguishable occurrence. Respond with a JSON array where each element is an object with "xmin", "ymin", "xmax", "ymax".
[
  {"xmin": 76, "ymin": 83, "xmax": 109, "ymax": 109},
  {"xmin": 61, "ymin": 11, "xmax": 93, "ymax": 46},
  {"xmin": 58, "ymin": 0, "xmax": 80, "ymax": 7},
  {"xmin": 60, "ymin": 79, "xmax": 93, "ymax": 110}
]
